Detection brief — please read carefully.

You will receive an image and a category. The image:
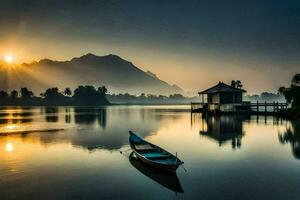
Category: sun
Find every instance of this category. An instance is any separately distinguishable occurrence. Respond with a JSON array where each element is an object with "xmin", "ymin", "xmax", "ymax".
[
  {"xmin": 4, "ymin": 55, "xmax": 14, "ymax": 63},
  {"xmin": 5, "ymin": 143, "xmax": 14, "ymax": 152}
]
